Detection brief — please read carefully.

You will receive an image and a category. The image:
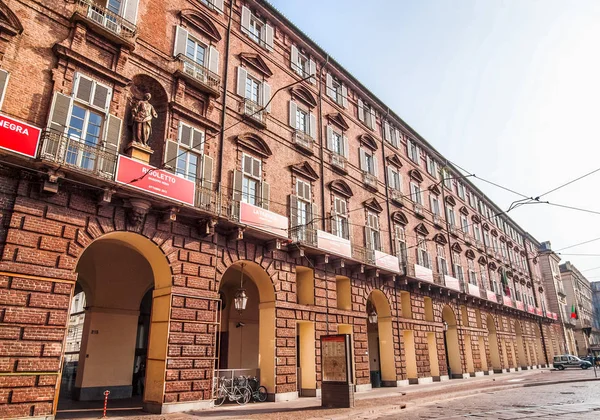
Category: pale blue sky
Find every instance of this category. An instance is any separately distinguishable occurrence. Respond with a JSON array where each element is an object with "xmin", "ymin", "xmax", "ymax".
[{"xmin": 269, "ymin": 0, "xmax": 600, "ymax": 276}]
